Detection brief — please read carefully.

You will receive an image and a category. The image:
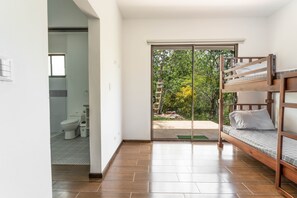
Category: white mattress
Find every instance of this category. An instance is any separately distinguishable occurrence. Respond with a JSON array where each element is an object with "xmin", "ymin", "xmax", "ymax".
[{"xmin": 223, "ymin": 125, "xmax": 297, "ymax": 166}]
